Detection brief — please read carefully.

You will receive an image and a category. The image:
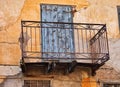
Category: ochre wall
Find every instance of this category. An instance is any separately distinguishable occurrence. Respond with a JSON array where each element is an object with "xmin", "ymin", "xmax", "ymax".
[
  {"xmin": 0, "ymin": 0, "xmax": 120, "ymax": 69},
  {"xmin": 0, "ymin": 0, "xmax": 120, "ymax": 86},
  {"xmin": 0, "ymin": 0, "xmax": 120, "ymax": 65},
  {"xmin": 0, "ymin": 0, "xmax": 89, "ymax": 65}
]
